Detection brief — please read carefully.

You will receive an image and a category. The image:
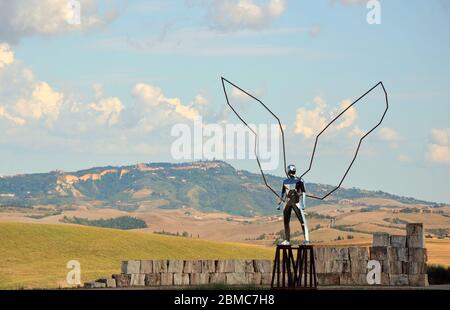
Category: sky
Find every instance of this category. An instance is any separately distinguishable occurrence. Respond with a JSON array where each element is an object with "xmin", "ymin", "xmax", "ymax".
[{"xmin": 0, "ymin": 0, "xmax": 449, "ymax": 203}]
